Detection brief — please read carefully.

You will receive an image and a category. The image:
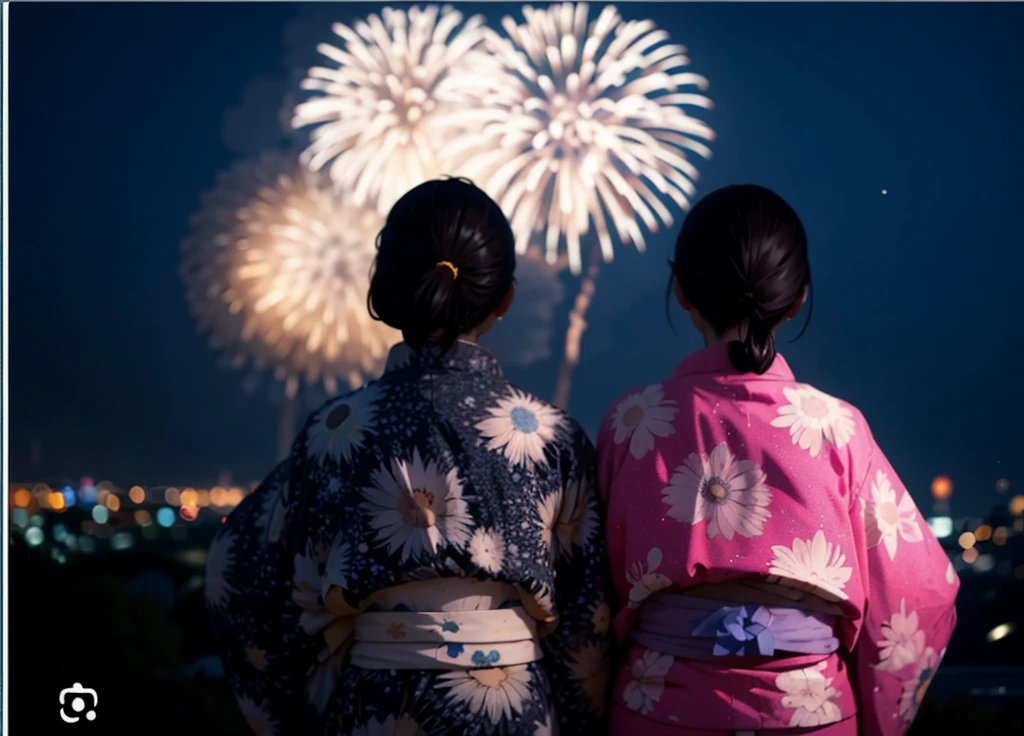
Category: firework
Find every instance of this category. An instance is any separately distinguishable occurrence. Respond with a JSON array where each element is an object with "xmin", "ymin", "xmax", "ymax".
[
  {"xmin": 291, "ymin": 5, "xmax": 498, "ymax": 215},
  {"xmin": 180, "ymin": 151, "xmax": 399, "ymax": 401},
  {"xmin": 445, "ymin": 2, "xmax": 715, "ymax": 274}
]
